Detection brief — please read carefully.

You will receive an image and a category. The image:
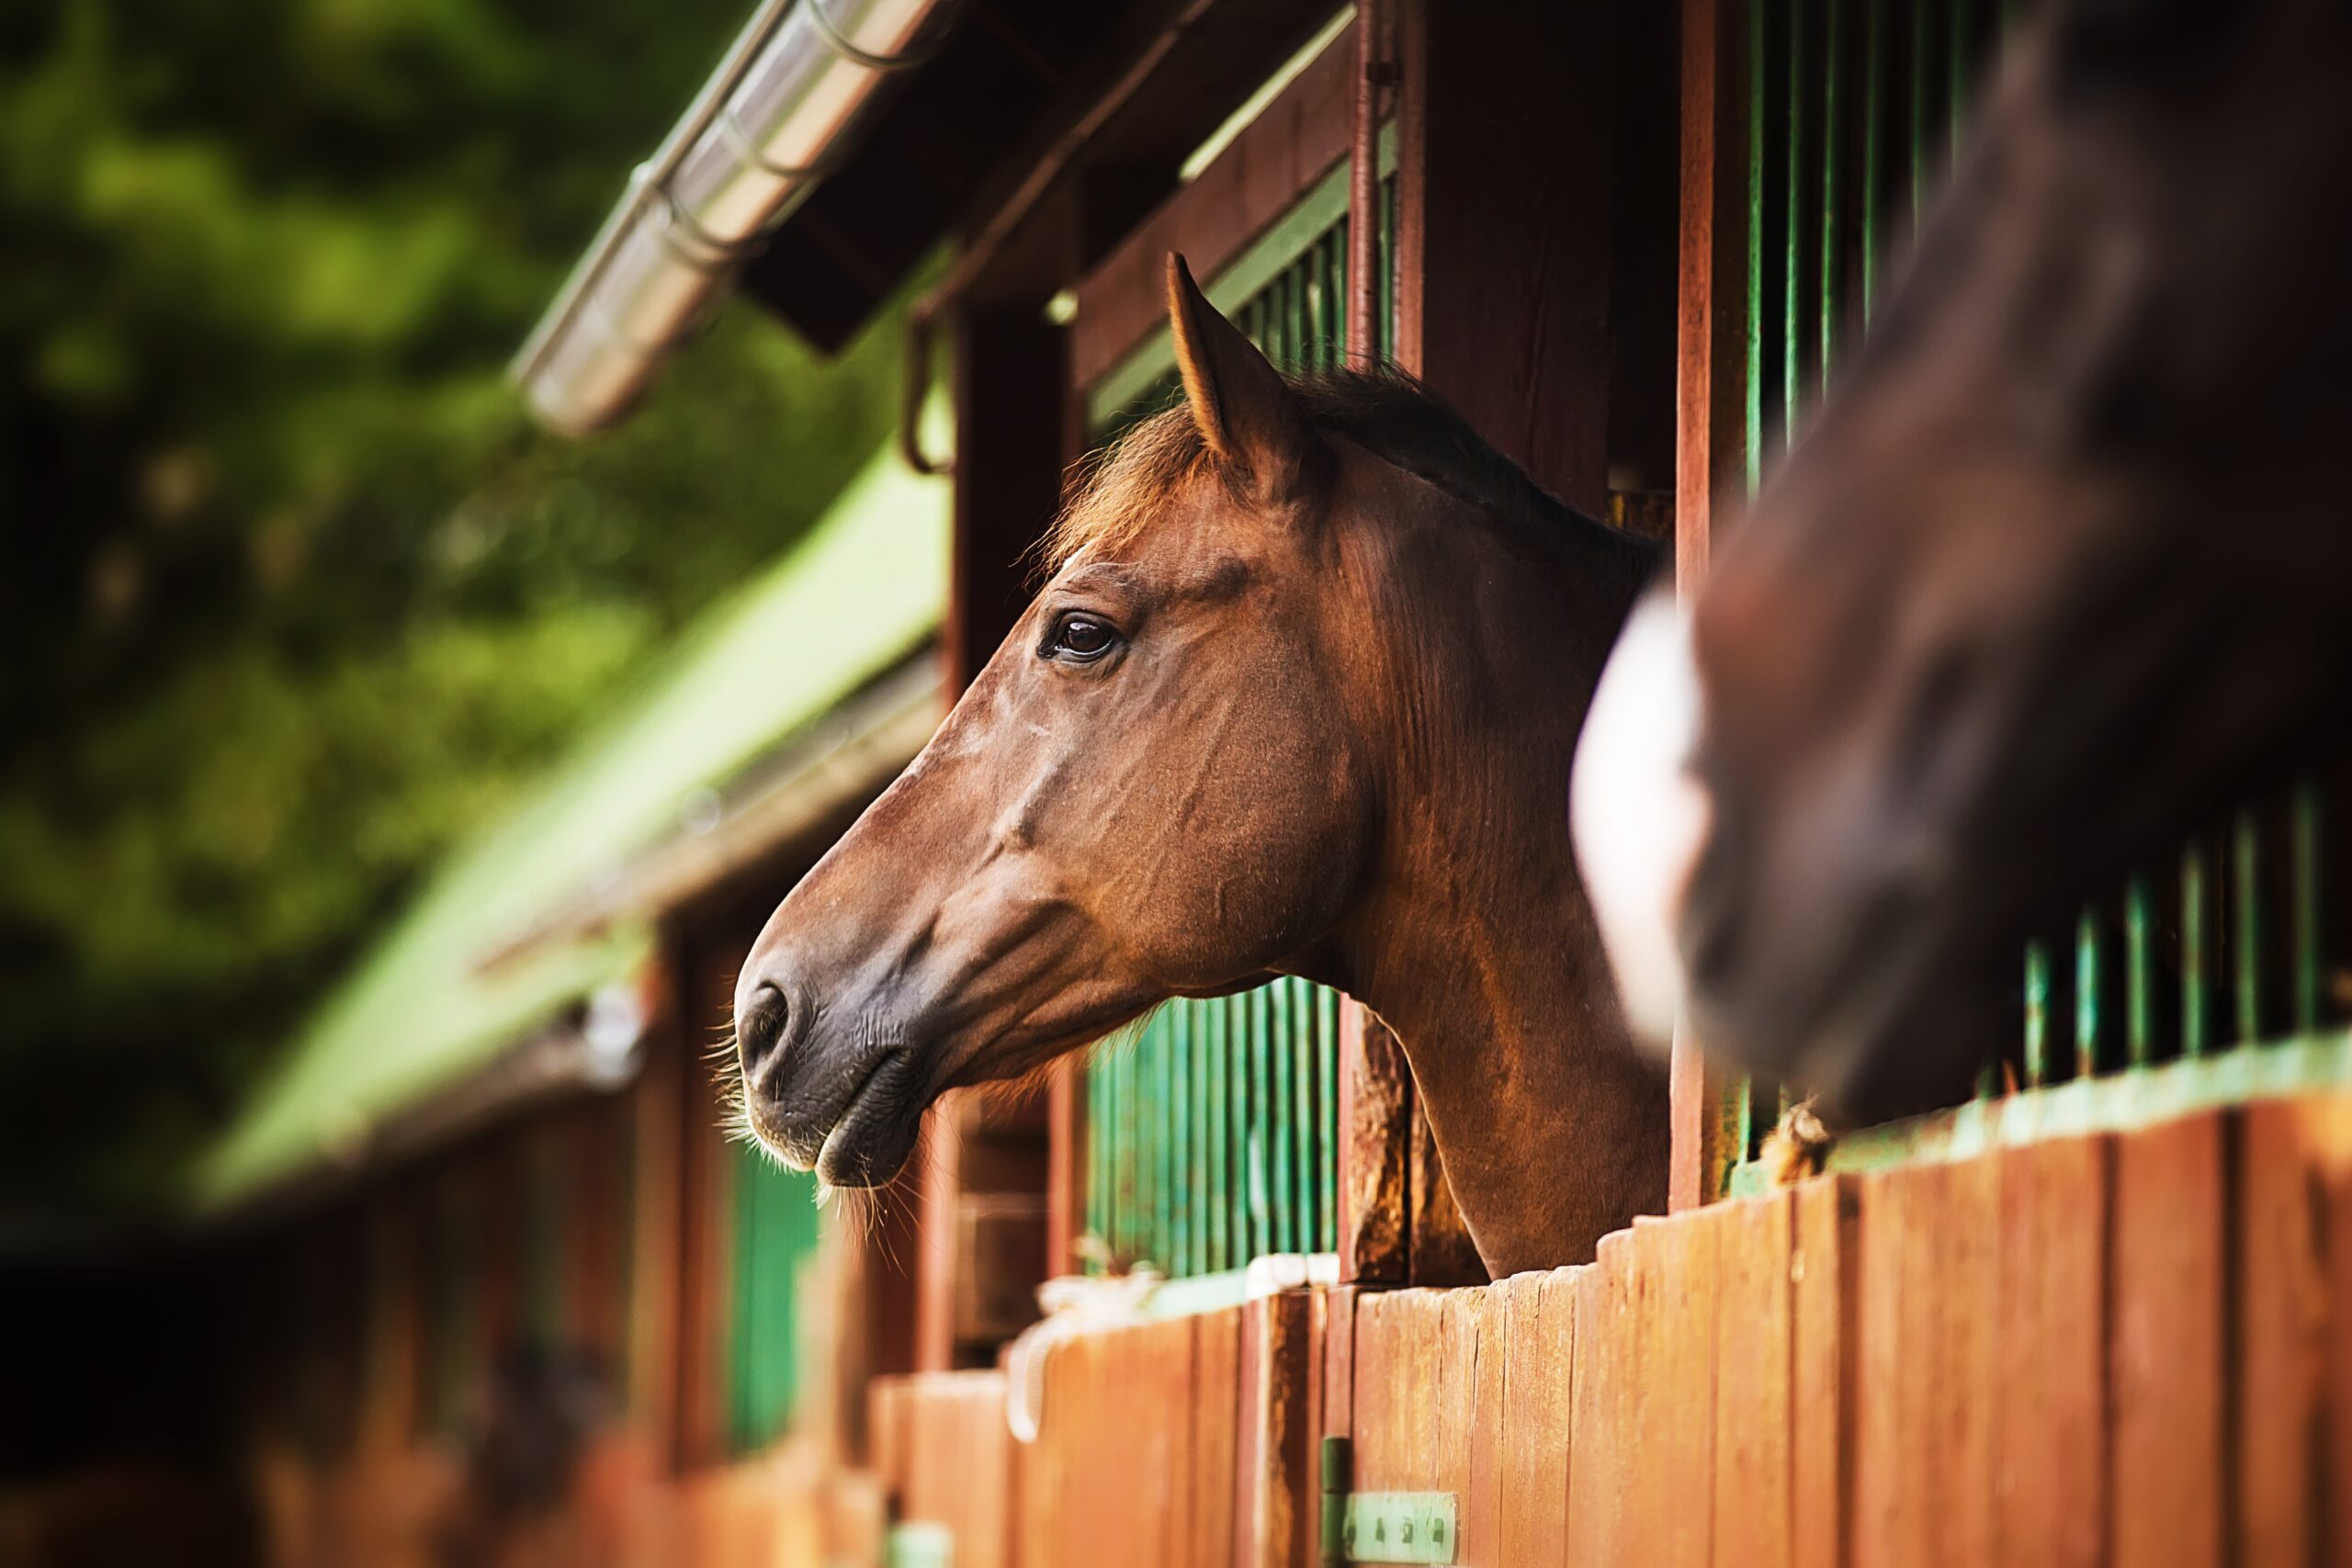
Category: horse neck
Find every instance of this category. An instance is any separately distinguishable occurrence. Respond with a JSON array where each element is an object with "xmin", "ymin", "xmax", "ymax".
[{"xmin": 1338, "ymin": 498, "xmax": 1668, "ymax": 1274}]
